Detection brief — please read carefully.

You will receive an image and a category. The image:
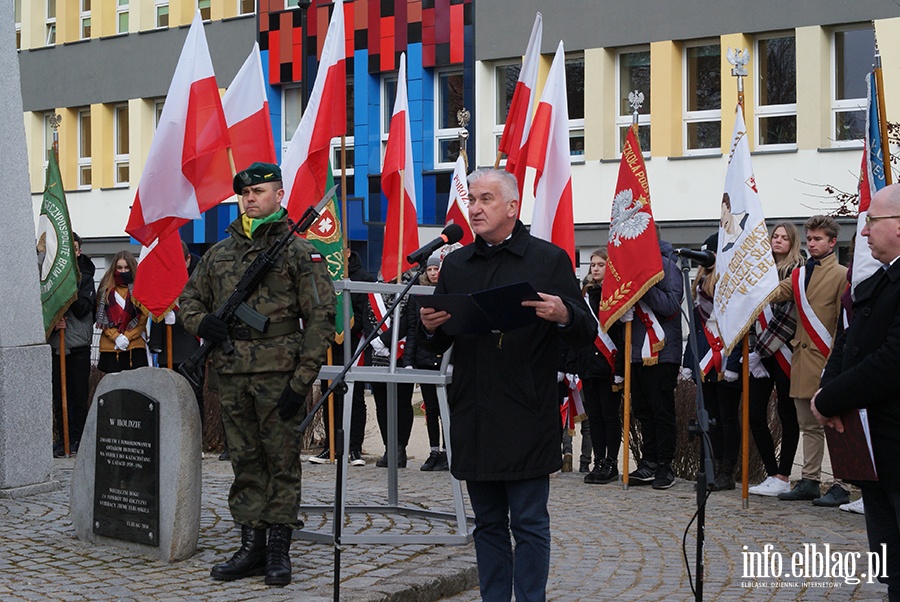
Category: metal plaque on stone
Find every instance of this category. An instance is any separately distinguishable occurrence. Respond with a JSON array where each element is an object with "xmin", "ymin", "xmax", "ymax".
[{"xmin": 93, "ymin": 390, "xmax": 160, "ymax": 546}]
